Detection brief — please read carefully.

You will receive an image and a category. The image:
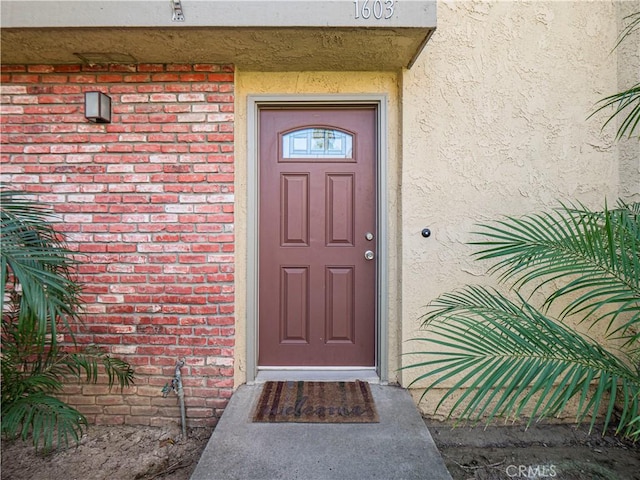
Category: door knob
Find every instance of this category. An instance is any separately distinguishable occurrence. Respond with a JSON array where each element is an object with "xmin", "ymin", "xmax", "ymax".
[{"xmin": 364, "ymin": 250, "xmax": 375, "ymax": 260}]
